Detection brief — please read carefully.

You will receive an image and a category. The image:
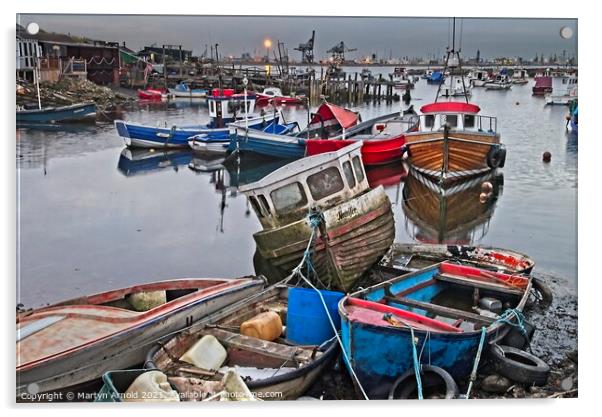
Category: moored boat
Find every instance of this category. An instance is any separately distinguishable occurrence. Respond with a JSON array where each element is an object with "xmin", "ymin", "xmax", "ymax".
[
  {"xmin": 532, "ymin": 74, "xmax": 552, "ymax": 96},
  {"xmin": 339, "ymin": 262, "xmax": 532, "ymax": 398},
  {"xmin": 545, "ymin": 73, "xmax": 578, "ymax": 105},
  {"xmin": 484, "ymin": 71, "xmax": 512, "ymax": 90},
  {"xmin": 168, "ymin": 82, "xmax": 208, "ymax": 98},
  {"xmin": 239, "ymin": 141, "xmax": 395, "ymax": 291},
  {"xmin": 16, "ymin": 102, "xmax": 97, "ymax": 124},
  {"xmin": 440, "ymin": 75, "xmax": 472, "ymax": 97},
  {"xmin": 391, "ymin": 67, "xmax": 414, "ymax": 89},
  {"xmin": 256, "ymin": 87, "xmax": 306, "ymax": 106},
  {"xmin": 512, "ymin": 68, "xmax": 529, "ymax": 84},
  {"xmin": 138, "ymin": 88, "xmax": 167, "ymax": 100},
  {"xmin": 469, "ymin": 69, "xmax": 490, "ymax": 87},
  {"xmin": 305, "ymin": 107, "xmax": 419, "ymax": 166},
  {"xmin": 16, "ymin": 277, "xmax": 264, "ymax": 397},
  {"xmin": 146, "ymin": 284, "xmax": 339, "ymax": 400},
  {"xmin": 228, "ymin": 102, "xmax": 360, "ymax": 159},
  {"xmin": 114, "ymin": 89, "xmax": 278, "ymax": 149}
]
